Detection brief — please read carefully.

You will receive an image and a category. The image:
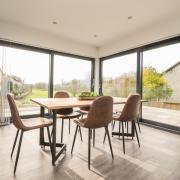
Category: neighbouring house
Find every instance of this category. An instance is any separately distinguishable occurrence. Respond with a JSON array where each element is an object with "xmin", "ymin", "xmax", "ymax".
[{"xmin": 164, "ymin": 61, "xmax": 180, "ymax": 102}]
